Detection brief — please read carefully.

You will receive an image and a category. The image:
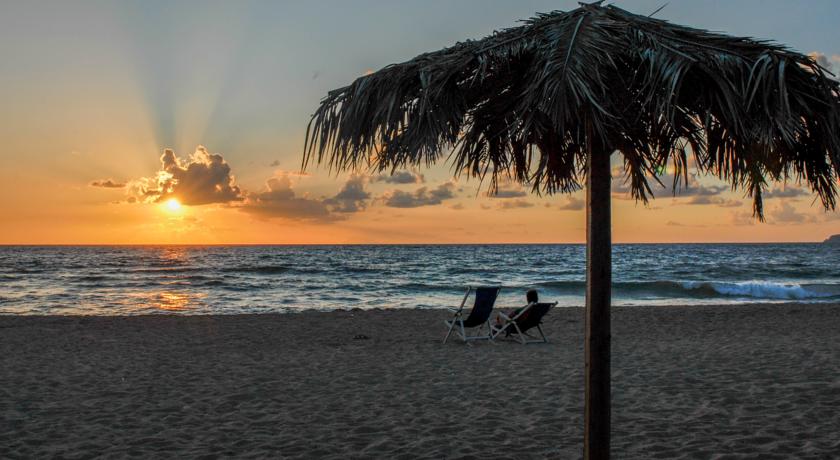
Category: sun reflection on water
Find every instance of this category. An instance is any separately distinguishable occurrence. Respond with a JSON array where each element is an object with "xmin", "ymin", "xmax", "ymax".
[
  {"xmin": 154, "ymin": 291, "xmax": 197, "ymax": 311},
  {"xmin": 159, "ymin": 247, "xmax": 188, "ymax": 264},
  {"xmin": 123, "ymin": 290, "xmax": 207, "ymax": 313}
]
